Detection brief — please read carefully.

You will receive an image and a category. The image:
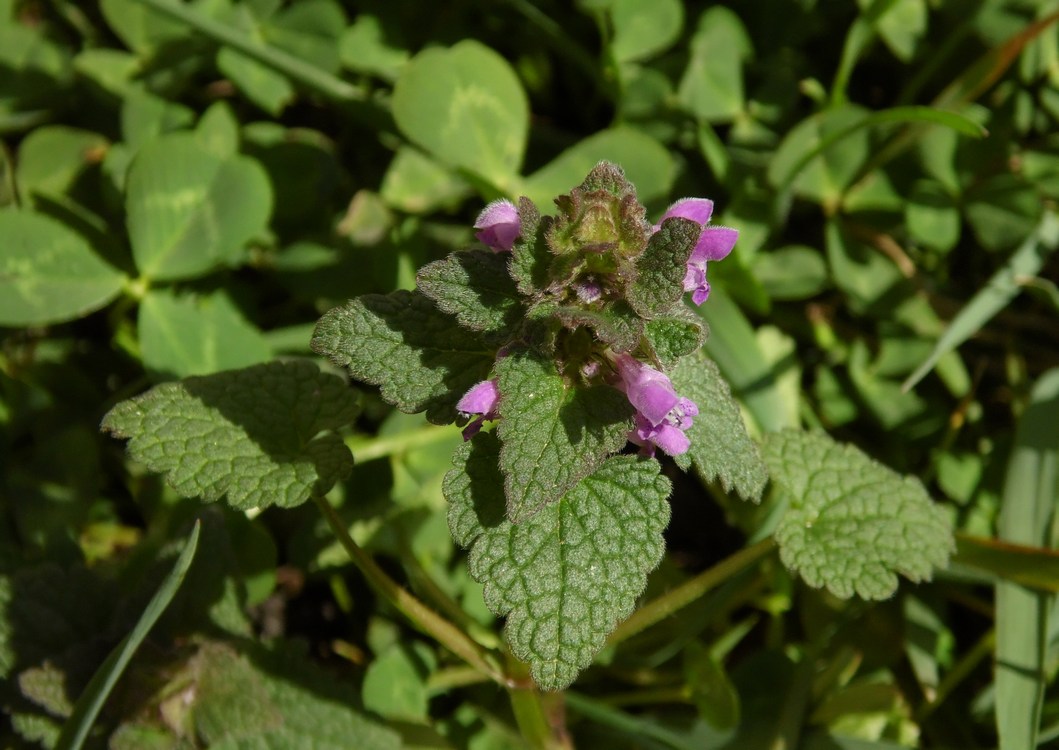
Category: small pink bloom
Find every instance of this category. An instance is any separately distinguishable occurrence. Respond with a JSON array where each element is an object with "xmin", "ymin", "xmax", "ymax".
[
  {"xmin": 612, "ymin": 353, "xmax": 698, "ymax": 456},
  {"xmin": 474, "ymin": 199, "xmax": 520, "ymax": 252},
  {"xmin": 457, "ymin": 379, "xmax": 500, "ymax": 440},
  {"xmin": 654, "ymin": 197, "xmax": 737, "ymax": 305}
]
